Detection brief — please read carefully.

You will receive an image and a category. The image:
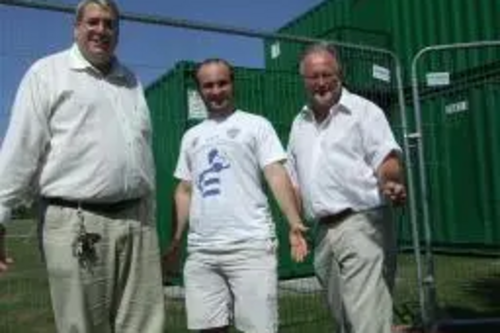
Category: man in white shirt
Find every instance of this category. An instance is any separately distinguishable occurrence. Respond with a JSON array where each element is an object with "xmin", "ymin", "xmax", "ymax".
[
  {"xmin": 167, "ymin": 58, "xmax": 308, "ymax": 333},
  {"xmin": 287, "ymin": 43, "xmax": 406, "ymax": 333},
  {"xmin": 0, "ymin": 1, "xmax": 166, "ymax": 332}
]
